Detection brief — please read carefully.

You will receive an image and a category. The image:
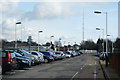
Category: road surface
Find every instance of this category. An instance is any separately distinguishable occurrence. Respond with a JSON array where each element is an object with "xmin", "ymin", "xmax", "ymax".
[{"xmin": 2, "ymin": 53, "xmax": 105, "ymax": 79}]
